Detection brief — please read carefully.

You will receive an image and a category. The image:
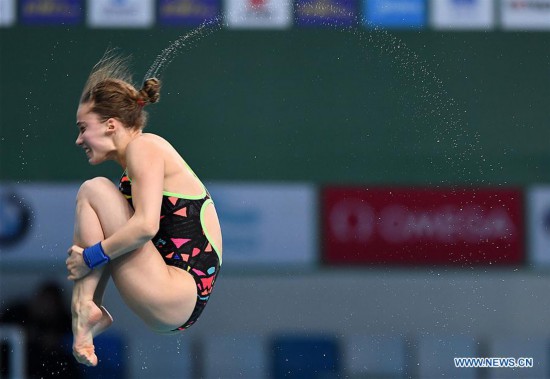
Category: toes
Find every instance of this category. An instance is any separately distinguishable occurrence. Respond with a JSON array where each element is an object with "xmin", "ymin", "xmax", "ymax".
[
  {"xmin": 73, "ymin": 346, "xmax": 98, "ymax": 366},
  {"xmin": 87, "ymin": 355, "xmax": 98, "ymax": 367}
]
